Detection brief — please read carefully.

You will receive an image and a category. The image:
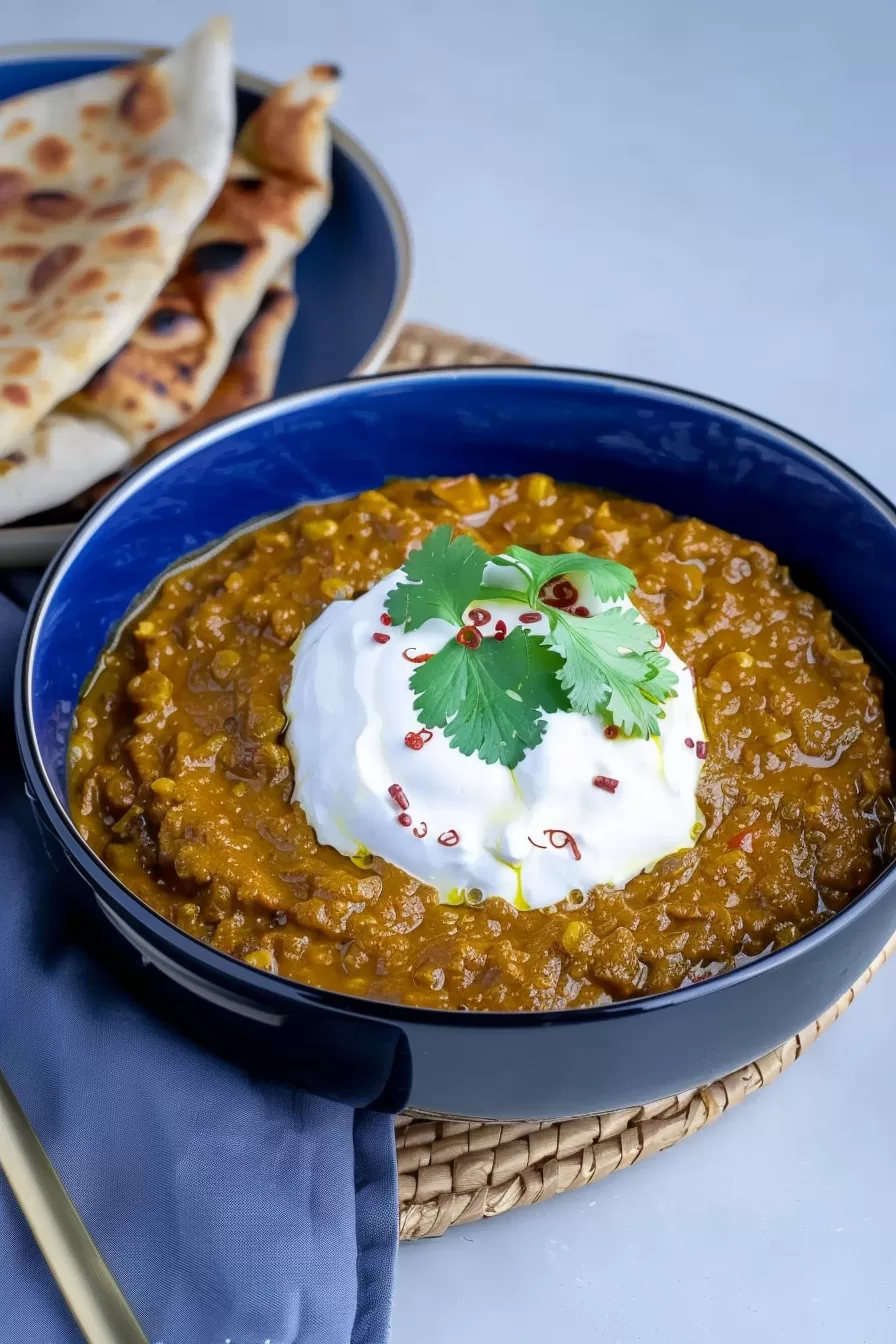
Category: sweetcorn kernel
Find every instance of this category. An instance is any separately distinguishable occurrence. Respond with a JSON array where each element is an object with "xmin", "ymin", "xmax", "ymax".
[
  {"xmin": 242, "ymin": 948, "xmax": 274, "ymax": 971},
  {"xmin": 524, "ymin": 473, "xmax": 555, "ymax": 504},
  {"xmin": 561, "ymin": 920, "xmax": 587, "ymax": 954},
  {"xmin": 320, "ymin": 577, "xmax": 351, "ymax": 600},
  {"xmin": 210, "ymin": 649, "xmax": 240, "ymax": 683},
  {"xmin": 302, "ymin": 519, "xmax": 338, "ymax": 541}
]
